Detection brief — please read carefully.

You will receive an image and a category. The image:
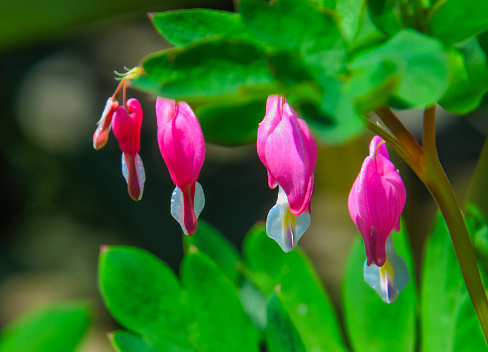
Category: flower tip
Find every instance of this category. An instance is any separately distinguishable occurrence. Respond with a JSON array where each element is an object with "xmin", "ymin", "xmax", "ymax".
[
  {"xmin": 93, "ymin": 130, "xmax": 109, "ymax": 150},
  {"xmin": 100, "ymin": 245, "xmax": 109, "ymax": 253},
  {"xmin": 128, "ymin": 187, "xmax": 143, "ymax": 201},
  {"xmin": 266, "ymin": 187, "xmax": 310, "ymax": 252},
  {"xmin": 170, "ymin": 182, "xmax": 205, "ymax": 237},
  {"xmin": 363, "ymin": 237, "xmax": 410, "ymax": 303},
  {"xmin": 185, "ymin": 220, "xmax": 198, "ymax": 236},
  {"xmin": 106, "ymin": 331, "xmax": 114, "ymax": 340},
  {"xmin": 147, "ymin": 12, "xmax": 154, "ymax": 19}
]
